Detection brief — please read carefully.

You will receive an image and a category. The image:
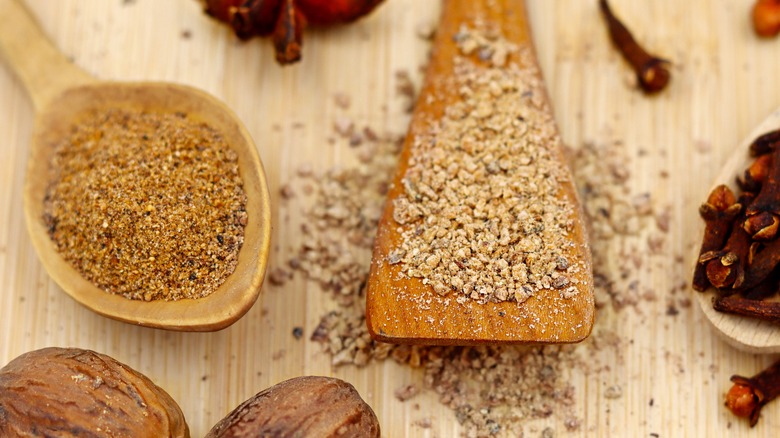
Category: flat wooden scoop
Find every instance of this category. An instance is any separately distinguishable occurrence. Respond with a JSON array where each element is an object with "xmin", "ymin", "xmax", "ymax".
[
  {"xmin": 0, "ymin": 0, "xmax": 271, "ymax": 331},
  {"xmin": 692, "ymin": 108, "xmax": 780, "ymax": 353},
  {"xmin": 366, "ymin": 0, "xmax": 594, "ymax": 345}
]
